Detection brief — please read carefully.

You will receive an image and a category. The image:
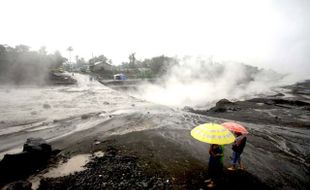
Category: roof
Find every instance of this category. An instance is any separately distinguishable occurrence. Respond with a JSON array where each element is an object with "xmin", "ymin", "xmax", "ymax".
[{"xmin": 93, "ymin": 61, "xmax": 112, "ymax": 66}]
